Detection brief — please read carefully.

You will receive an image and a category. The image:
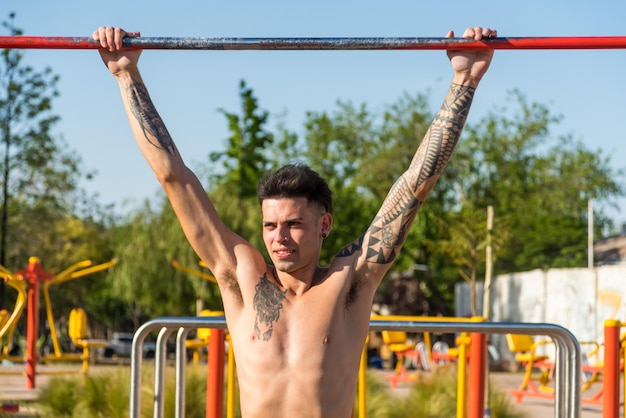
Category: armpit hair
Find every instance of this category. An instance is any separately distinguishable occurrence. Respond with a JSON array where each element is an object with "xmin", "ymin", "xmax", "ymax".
[
  {"xmin": 221, "ymin": 270, "xmax": 243, "ymax": 306},
  {"xmin": 345, "ymin": 274, "xmax": 364, "ymax": 310}
]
